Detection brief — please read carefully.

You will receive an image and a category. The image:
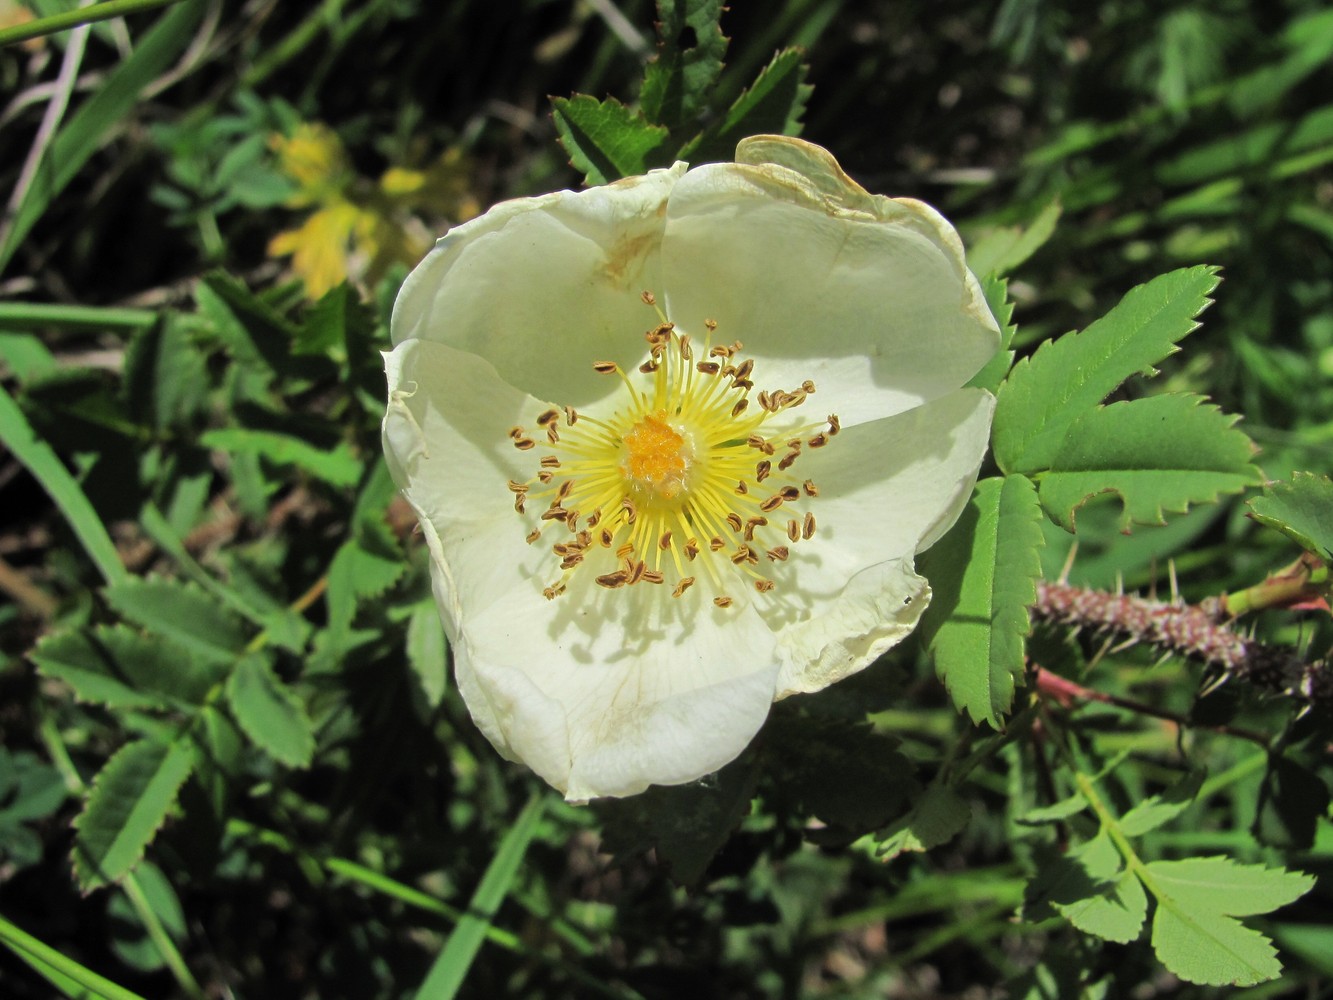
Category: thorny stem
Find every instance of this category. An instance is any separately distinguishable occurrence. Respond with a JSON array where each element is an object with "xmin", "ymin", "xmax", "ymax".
[{"xmin": 1032, "ymin": 579, "xmax": 1332, "ymax": 711}]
